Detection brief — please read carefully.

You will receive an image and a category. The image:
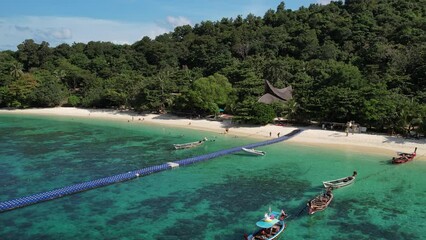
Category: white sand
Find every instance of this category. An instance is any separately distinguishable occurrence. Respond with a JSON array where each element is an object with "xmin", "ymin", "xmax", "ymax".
[{"xmin": 1, "ymin": 107, "xmax": 425, "ymax": 160}]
